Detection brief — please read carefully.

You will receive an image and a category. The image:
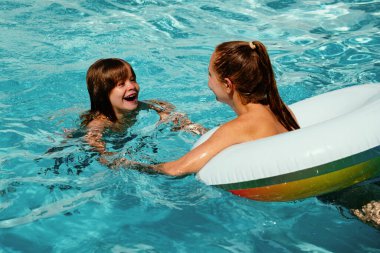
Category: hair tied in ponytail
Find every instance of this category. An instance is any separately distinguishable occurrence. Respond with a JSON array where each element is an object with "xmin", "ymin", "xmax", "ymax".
[{"xmin": 248, "ymin": 41, "xmax": 256, "ymax": 50}]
